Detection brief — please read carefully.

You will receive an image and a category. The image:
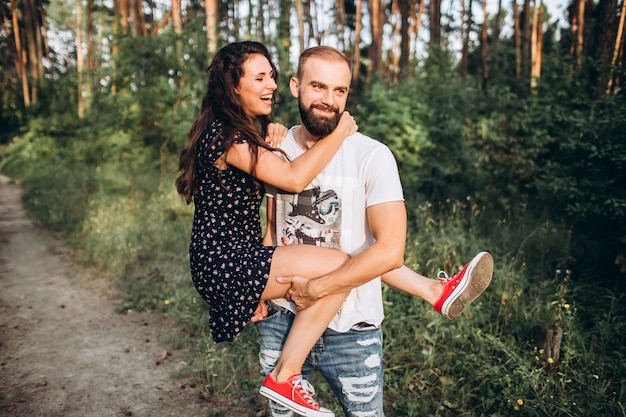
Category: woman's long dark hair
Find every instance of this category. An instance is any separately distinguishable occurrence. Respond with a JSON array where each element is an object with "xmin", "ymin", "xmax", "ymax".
[{"xmin": 175, "ymin": 41, "xmax": 280, "ymax": 204}]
